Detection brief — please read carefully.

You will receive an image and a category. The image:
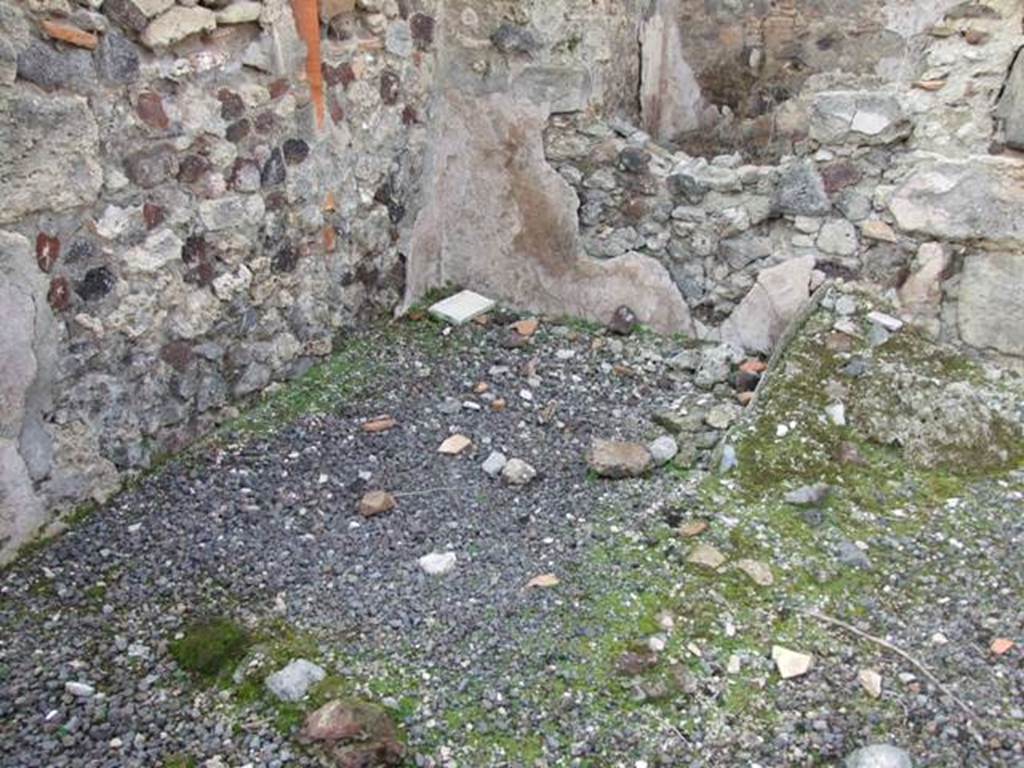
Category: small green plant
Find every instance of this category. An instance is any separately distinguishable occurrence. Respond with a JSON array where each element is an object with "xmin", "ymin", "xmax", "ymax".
[{"xmin": 170, "ymin": 617, "xmax": 250, "ymax": 680}]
